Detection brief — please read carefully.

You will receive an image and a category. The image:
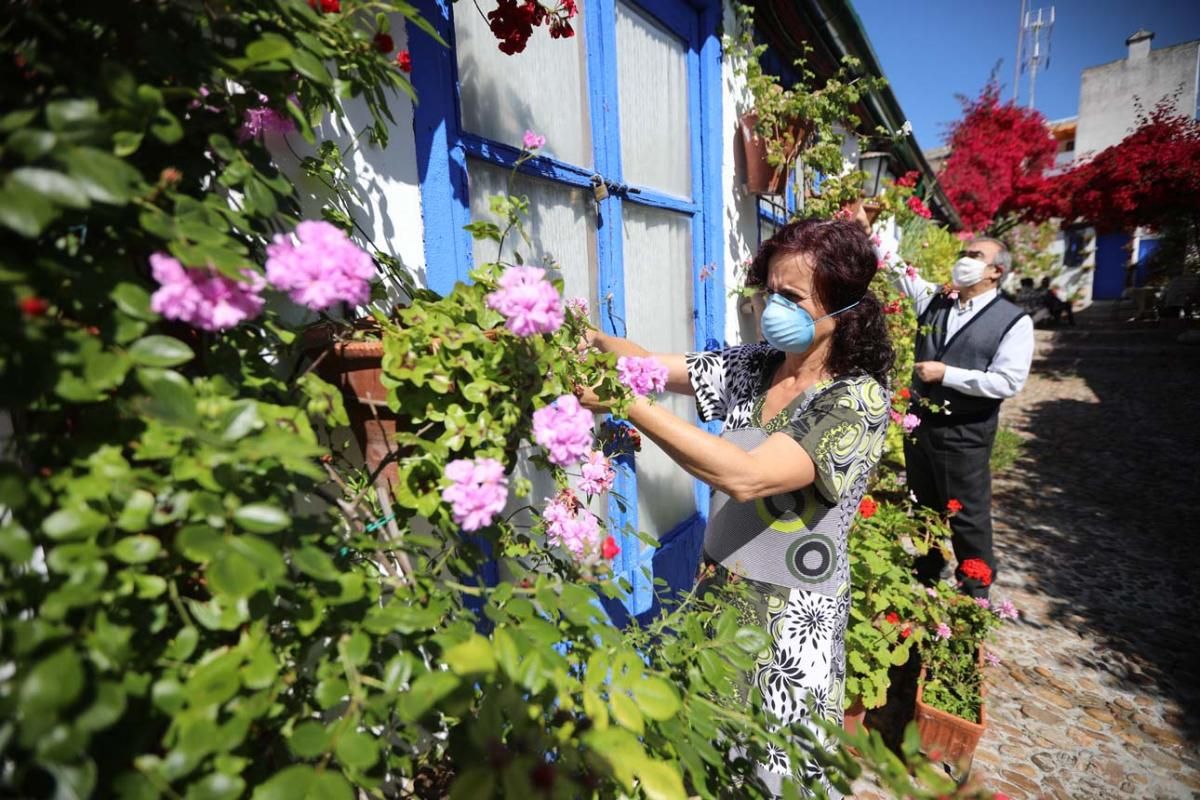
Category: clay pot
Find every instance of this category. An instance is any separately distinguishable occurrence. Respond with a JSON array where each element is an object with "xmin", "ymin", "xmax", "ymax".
[
  {"xmin": 739, "ymin": 111, "xmax": 809, "ymax": 195},
  {"xmin": 312, "ymin": 338, "xmax": 401, "ymax": 487},
  {"xmin": 913, "ymin": 650, "xmax": 987, "ymax": 767},
  {"xmin": 843, "ymin": 696, "xmax": 867, "ymax": 735}
]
